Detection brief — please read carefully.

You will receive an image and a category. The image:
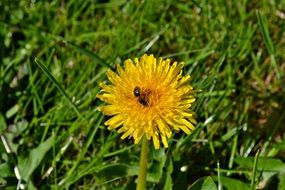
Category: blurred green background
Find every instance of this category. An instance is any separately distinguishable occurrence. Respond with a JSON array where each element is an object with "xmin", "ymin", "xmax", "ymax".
[{"xmin": 1, "ymin": 0, "xmax": 285, "ymax": 189}]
